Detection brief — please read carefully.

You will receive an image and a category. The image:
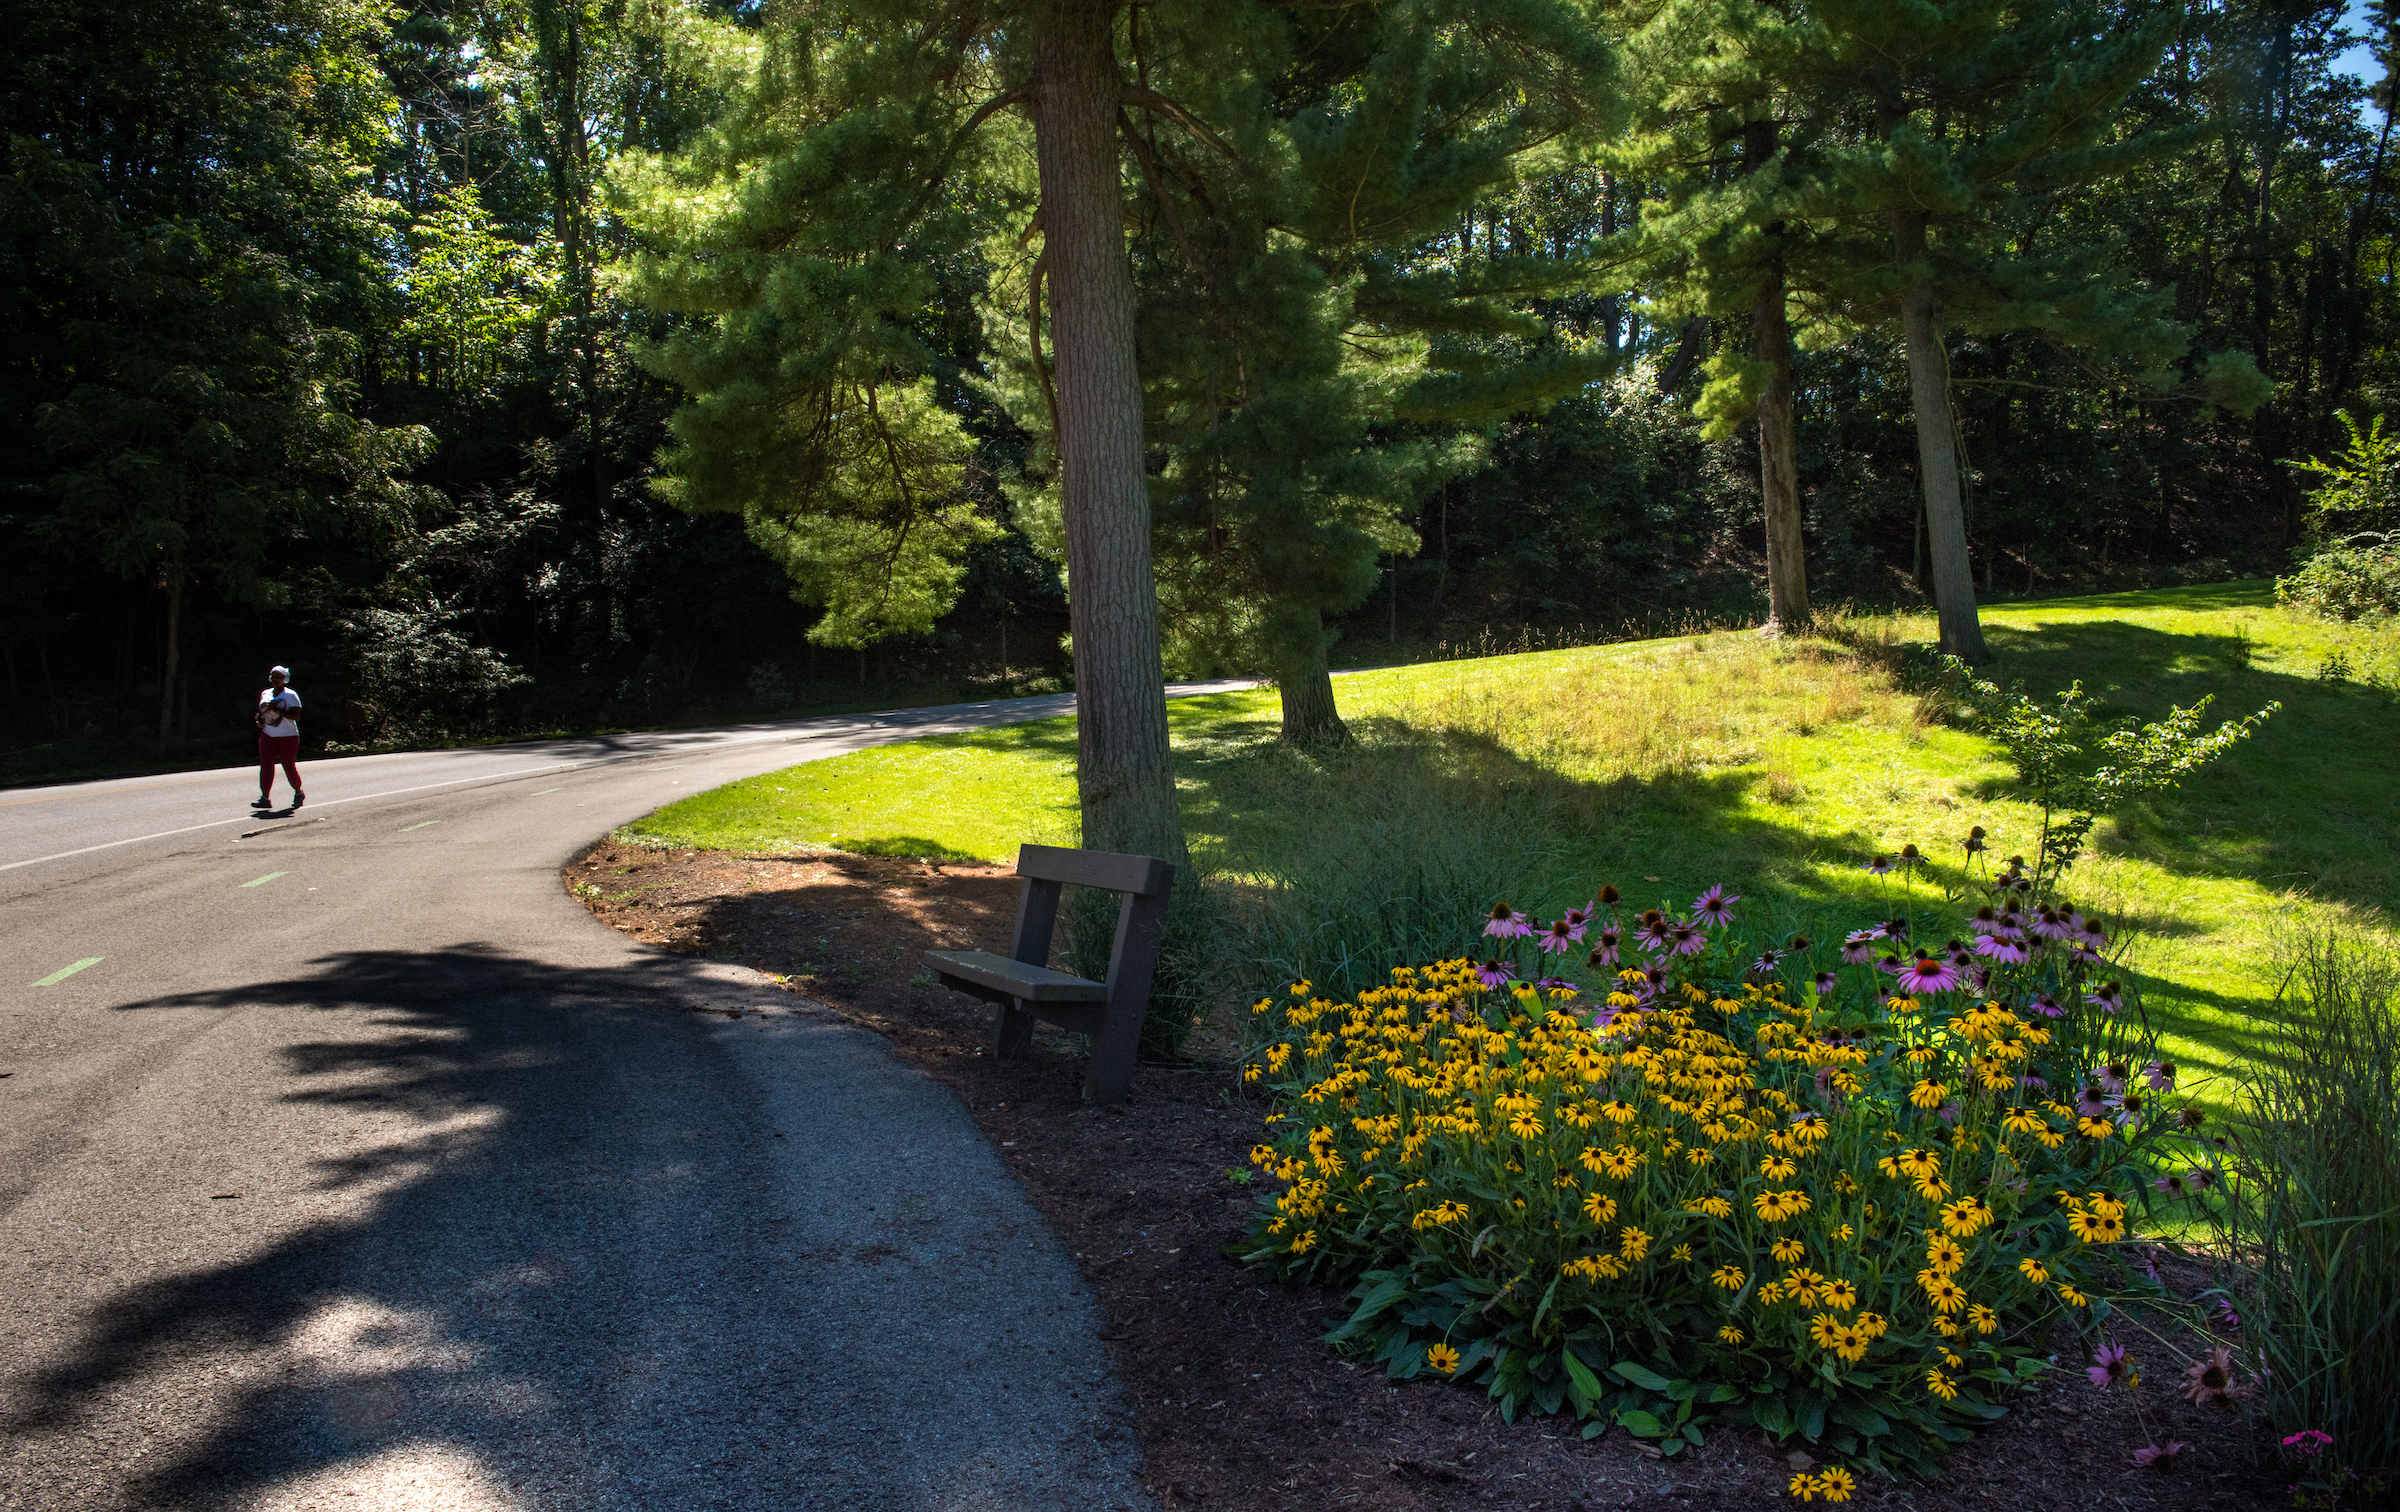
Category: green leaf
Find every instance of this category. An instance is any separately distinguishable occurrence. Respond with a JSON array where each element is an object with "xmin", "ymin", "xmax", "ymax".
[
  {"xmin": 1616, "ymin": 1409, "xmax": 1668, "ymax": 1438},
  {"xmin": 1562, "ymin": 1349, "xmax": 1609, "ymax": 1414},
  {"xmin": 1611, "ymin": 1361, "xmax": 1673, "ymax": 1391},
  {"xmin": 1707, "ymin": 1383, "xmax": 1744, "ymax": 1404},
  {"xmin": 1832, "ymin": 1402, "xmax": 1891, "ymax": 1437},
  {"xmin": 1752, "ymin": 1398, "xmax": 1794, "ymax": 1437},
  {"xmin": 1799, "ymin": 1396, "xmax": 1827, "ymax": 1442}
]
